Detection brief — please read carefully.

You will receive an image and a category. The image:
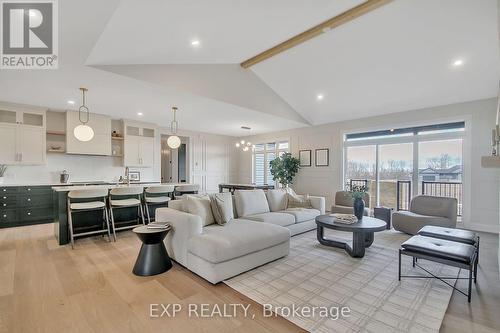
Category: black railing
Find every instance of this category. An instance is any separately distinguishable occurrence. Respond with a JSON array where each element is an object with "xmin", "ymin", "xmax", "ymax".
[
  {"xmin": 349, "ymin": 179, "xmax": 368, "ymax": 189},
  {"xmin": 422, "ymin": 181, "xmax": 462, "ymax": 216},
  {"xmin": 396, "ymin": 180, "xmax": 412, "ymax": 211}
]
